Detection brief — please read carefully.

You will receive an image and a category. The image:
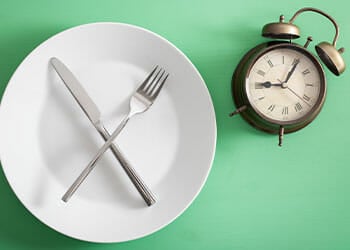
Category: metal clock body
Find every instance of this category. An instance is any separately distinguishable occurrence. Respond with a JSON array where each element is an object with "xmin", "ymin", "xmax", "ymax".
[
  {"xmin": 232, "ymin": 41, "xmax": 326, "ymax": 134},
  {"xmin": 230, "ymin": 8, "xmax": 345, "ymax": 145}
]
